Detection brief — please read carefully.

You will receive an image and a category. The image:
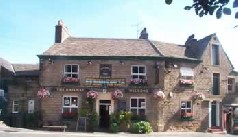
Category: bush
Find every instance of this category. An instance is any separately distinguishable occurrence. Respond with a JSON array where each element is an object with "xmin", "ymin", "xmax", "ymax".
[
  {"xmin": 130, "ymin": 121, "xmax": 153, "ymax": 134},
  {"xmin": 87, "ymin": 111, "xmax": 98, "ymax": 132},
  {"xmin": 109, "ymin": 122, "xmax": 119, "ymax": 133}
]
